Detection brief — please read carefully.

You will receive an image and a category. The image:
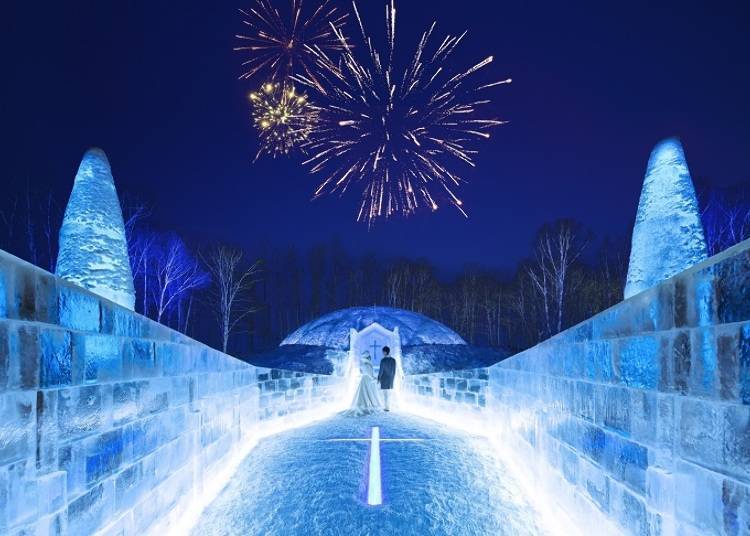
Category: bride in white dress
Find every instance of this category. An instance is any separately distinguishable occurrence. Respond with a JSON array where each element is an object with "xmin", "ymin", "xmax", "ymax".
[{"xmin": 343, "ymin": 351, "xmax": 383, "ymax": 416}]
